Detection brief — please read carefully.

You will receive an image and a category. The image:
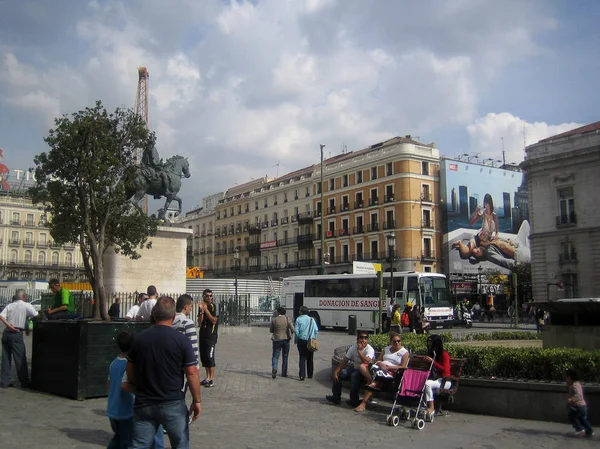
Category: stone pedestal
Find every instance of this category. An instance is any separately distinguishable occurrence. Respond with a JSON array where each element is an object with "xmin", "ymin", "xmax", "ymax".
[{"xmin": 103, "ymin": 225, "xmax": 192, "ymax": 294}]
